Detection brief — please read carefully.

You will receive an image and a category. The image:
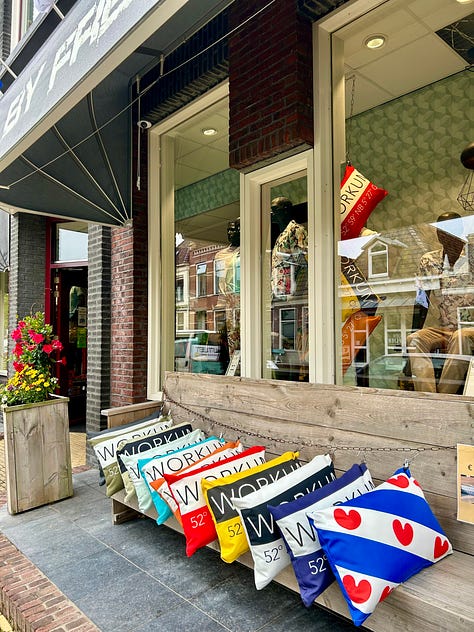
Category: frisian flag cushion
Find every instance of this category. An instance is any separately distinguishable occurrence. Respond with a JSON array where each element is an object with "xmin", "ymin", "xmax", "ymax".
[
  {"xmin": 232, "ymin": 454, "xmax": 335, "ymax": 590},
  {"xmin": 136, "ymin": 436, "xmax": 227, "ymax": 518},
  {"xmin": 116, "ymin": 423, "xmax": 193, "ymax": 501},
  {"xmin": 340, "ymin": 164, "xmax": 388, "ymax": 240},
  {"xmin": 119, "ymin": 429, "xmax": 206, "ymax": 508},
  {"xmin": 308, "ymin": 467, "xmax": 452, "ymax": 627},
  {"xmin": 202, "ymin": 452, "xmax": 301, "ymax": 564},
  {"xmin": 164, "ymin": 446, "xmax": 266, "ymax": 557},
  {"xmin": 88, "ymin": 414, "xmax": 174, "ymax": 497},
  {"xmin": 268, "ymin": 463, "xmax": 374, "ymax": 607},
  {"xmin": 151, "ymin": 440, "xmax": 244, "ymax": 525}
]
